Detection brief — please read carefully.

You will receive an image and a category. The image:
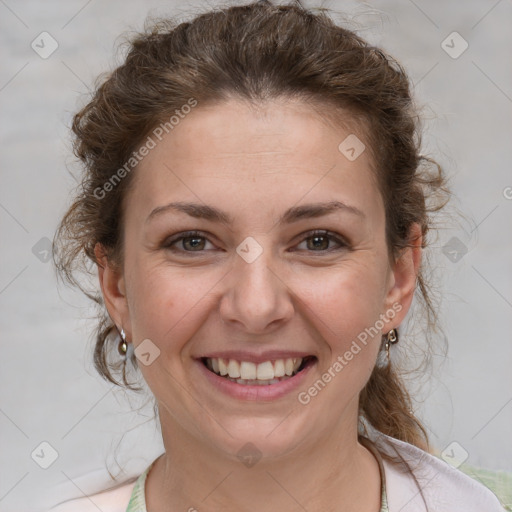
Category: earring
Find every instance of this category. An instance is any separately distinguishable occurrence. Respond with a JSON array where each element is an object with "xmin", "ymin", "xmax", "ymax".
[
  {"xmin": 118, "ymin": 328, "xmax": 128, "ymax": 356},
  {"xmin": 384, "ymin": 328, "xmax": 399, "ymax": 363}
]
